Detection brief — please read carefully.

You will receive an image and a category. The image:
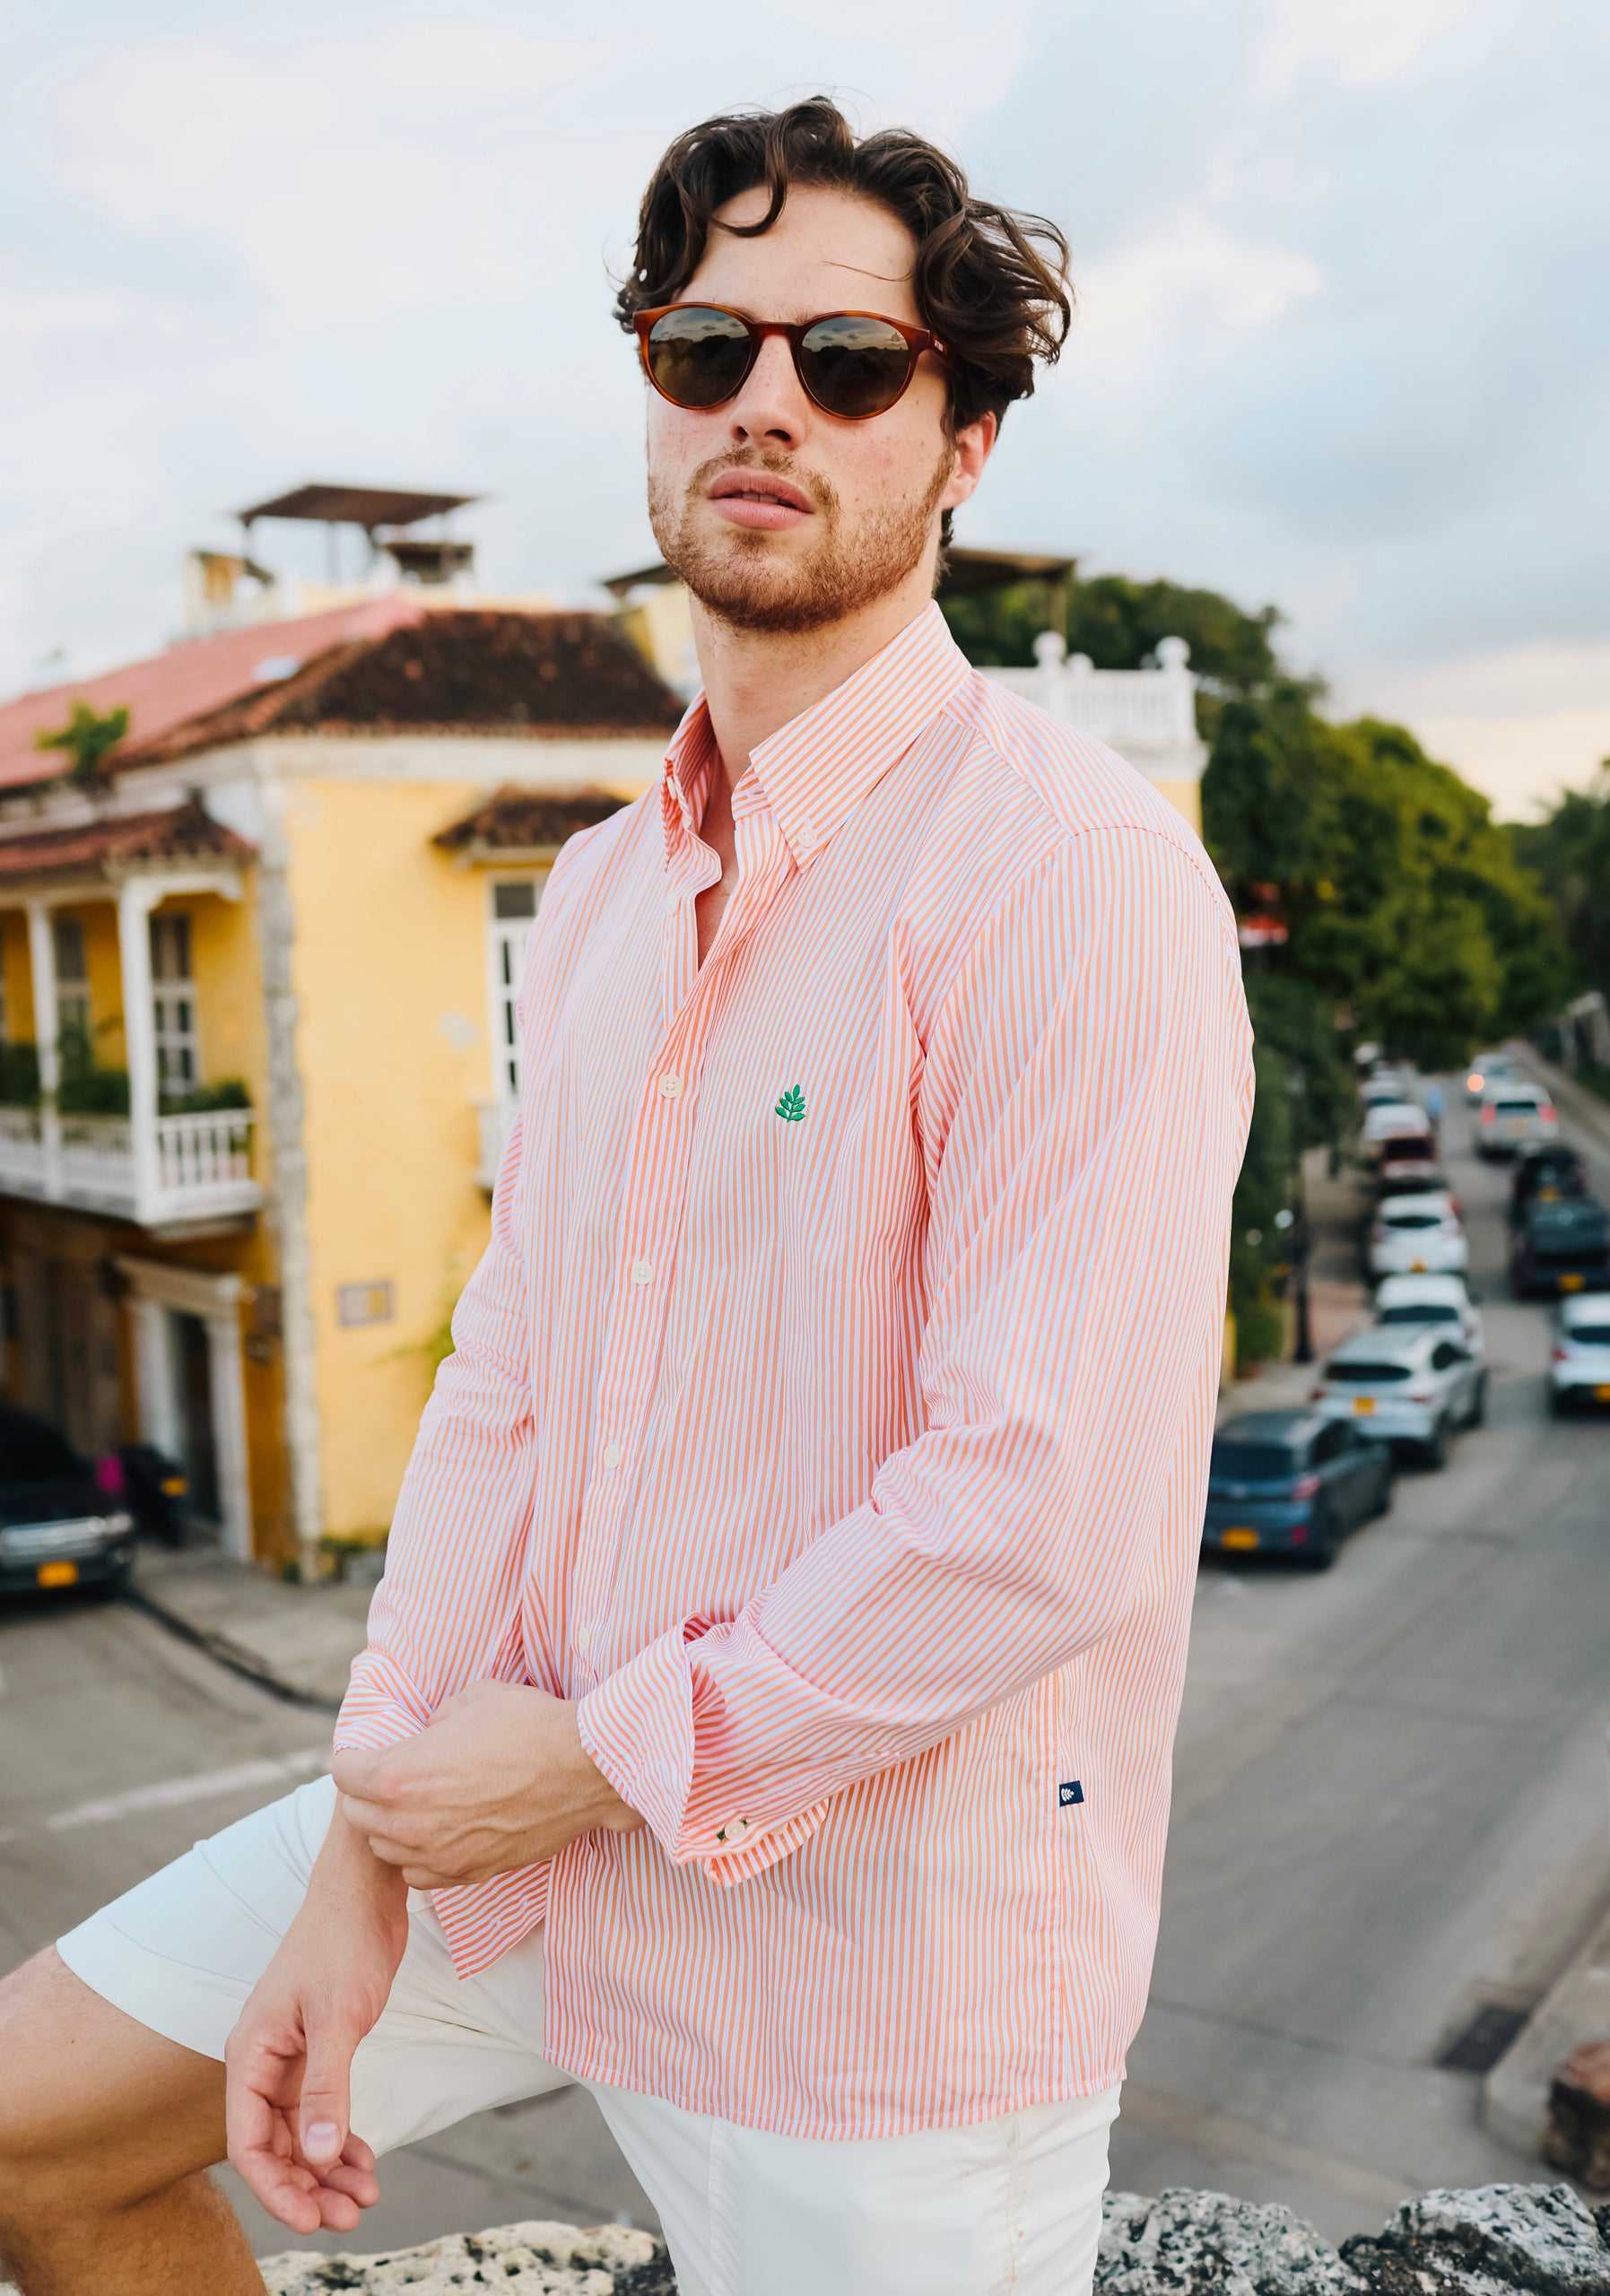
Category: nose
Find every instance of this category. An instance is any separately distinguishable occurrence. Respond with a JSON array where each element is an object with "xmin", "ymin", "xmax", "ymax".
[{"xmin": 725, "ymin": 332, "xmax": 810, "ymax": 450}]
